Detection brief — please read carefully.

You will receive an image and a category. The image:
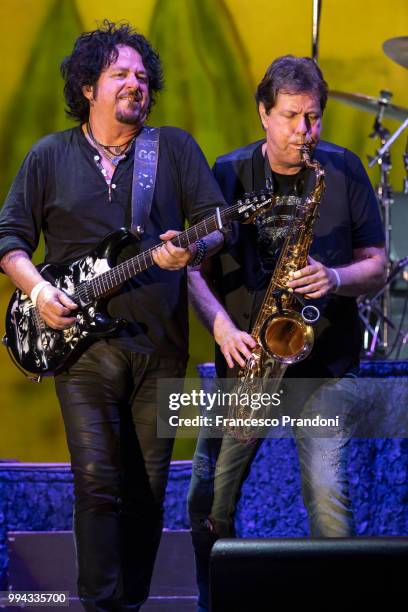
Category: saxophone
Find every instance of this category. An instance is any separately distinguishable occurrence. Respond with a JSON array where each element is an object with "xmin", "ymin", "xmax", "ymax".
[{"xmin": 225, "ymin": 144, "xmax": 325, "ymax": 442}]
